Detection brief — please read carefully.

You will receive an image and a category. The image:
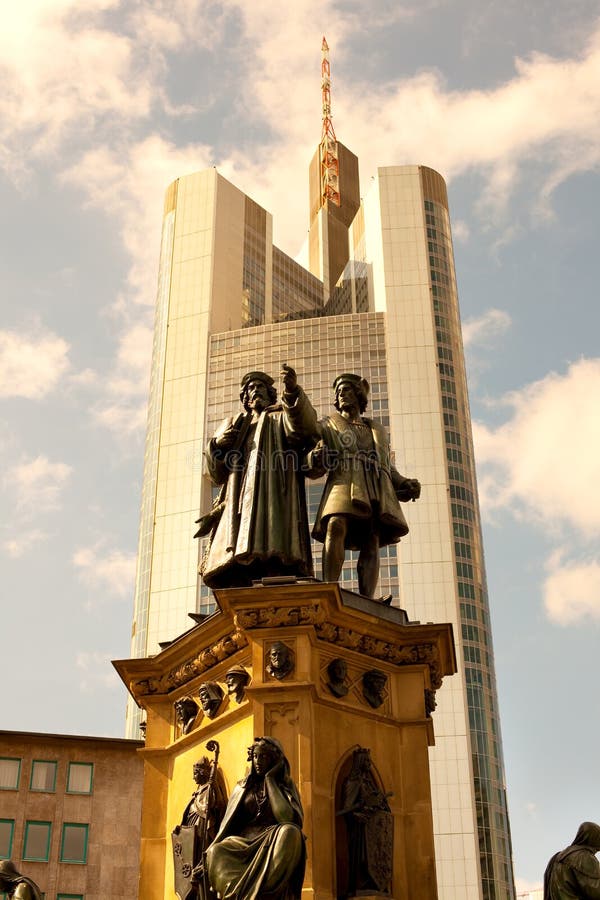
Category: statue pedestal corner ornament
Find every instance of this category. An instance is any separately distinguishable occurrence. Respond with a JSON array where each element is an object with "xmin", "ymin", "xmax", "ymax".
[{"xmin": 114, "ymin": 580, "xmax": 456, "ymax": 900}]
